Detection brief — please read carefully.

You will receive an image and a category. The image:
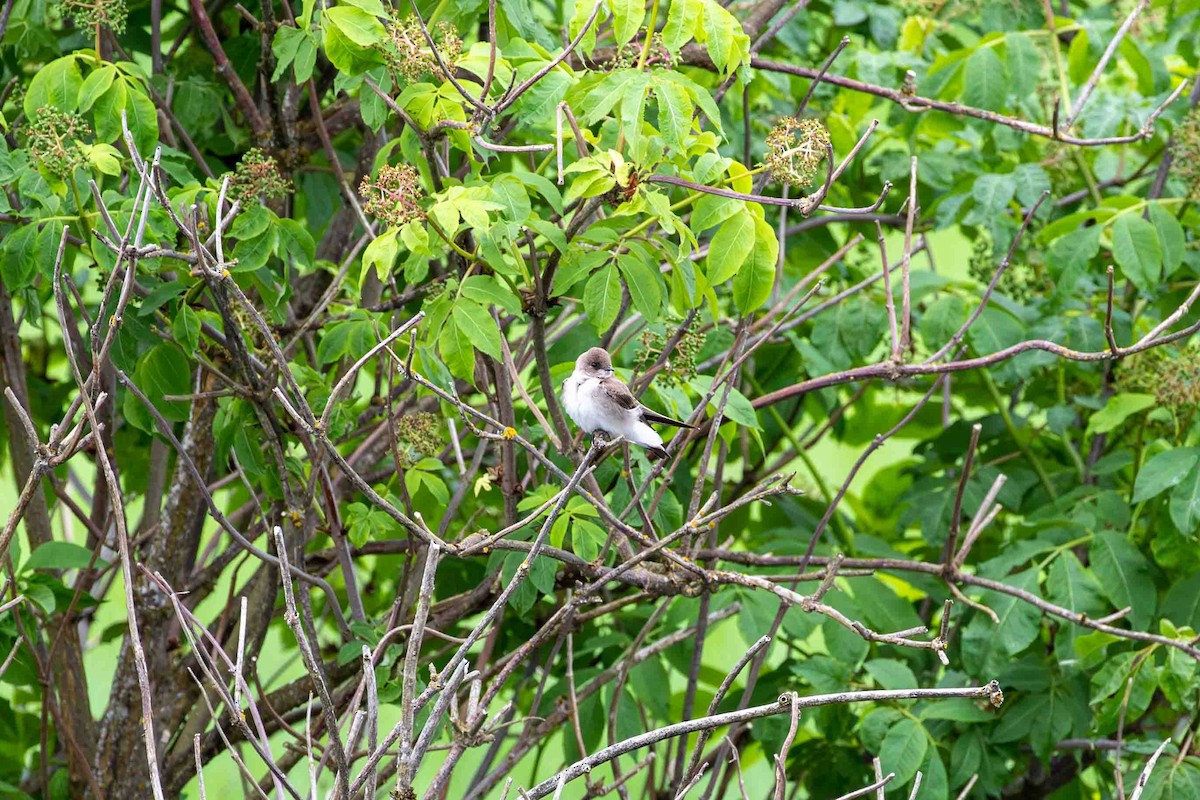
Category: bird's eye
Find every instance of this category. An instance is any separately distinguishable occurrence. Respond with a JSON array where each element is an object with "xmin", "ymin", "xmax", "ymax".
[{"xmin": 592, "ymin": 361, "xmax": 601, "ymax": 368}]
